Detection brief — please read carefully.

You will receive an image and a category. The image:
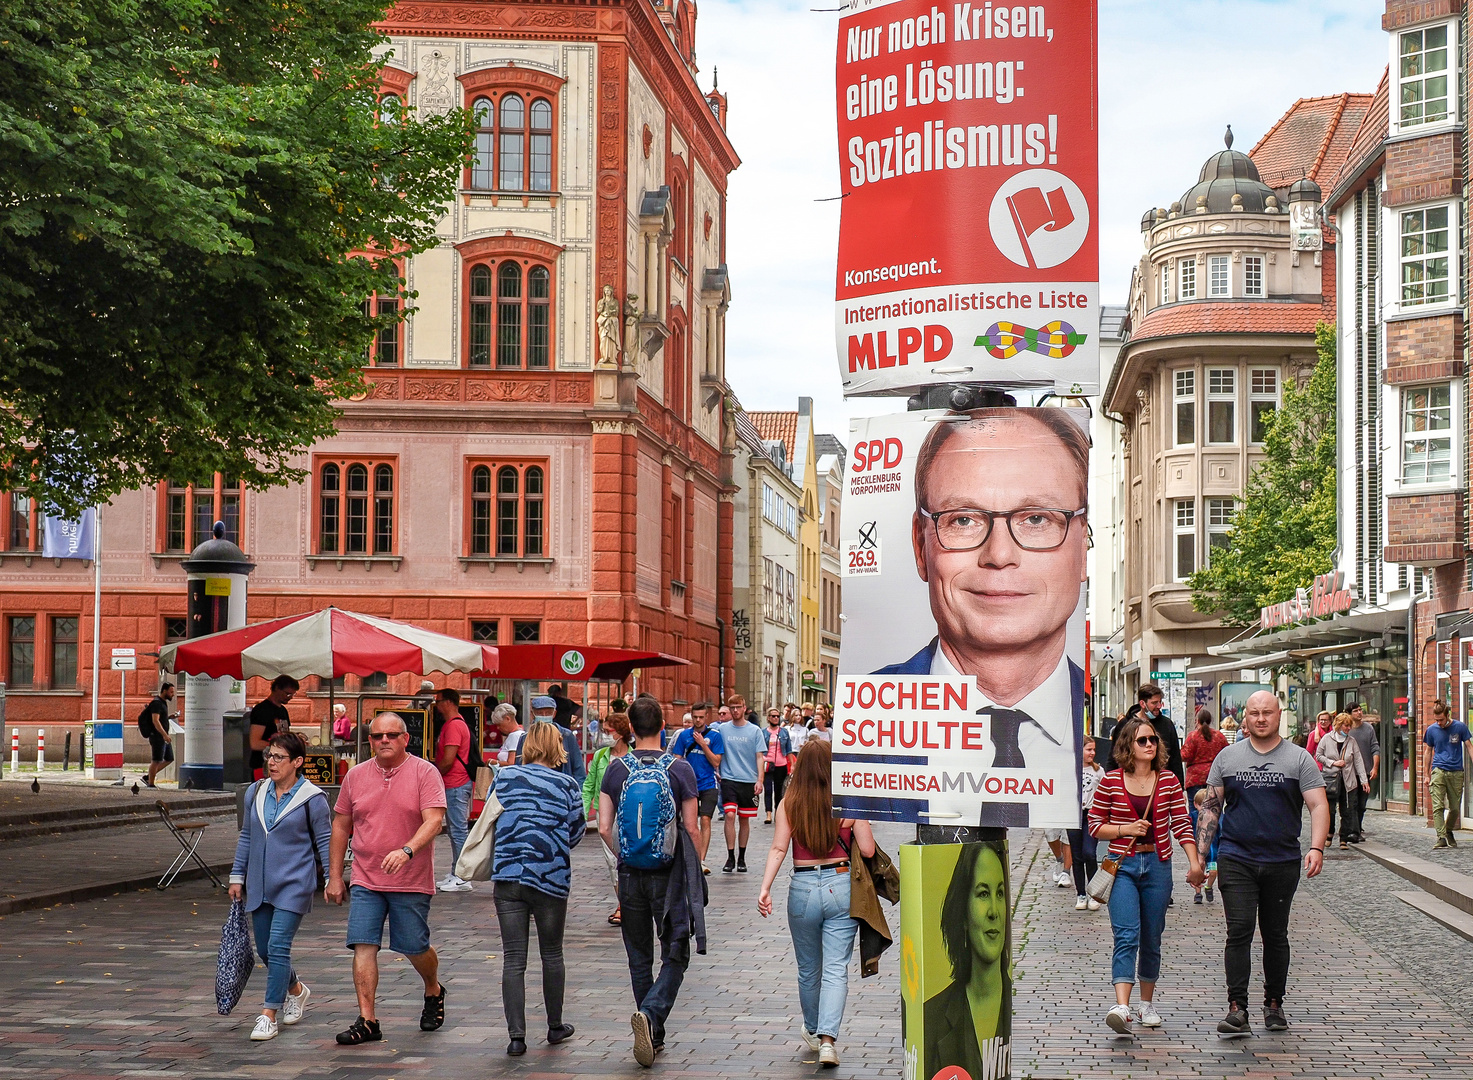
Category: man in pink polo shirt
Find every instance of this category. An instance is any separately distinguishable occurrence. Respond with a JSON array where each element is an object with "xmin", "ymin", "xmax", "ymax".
[{"xmin": 326, "ymin": 712, "xmax": 447, "ymax": 1045}]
